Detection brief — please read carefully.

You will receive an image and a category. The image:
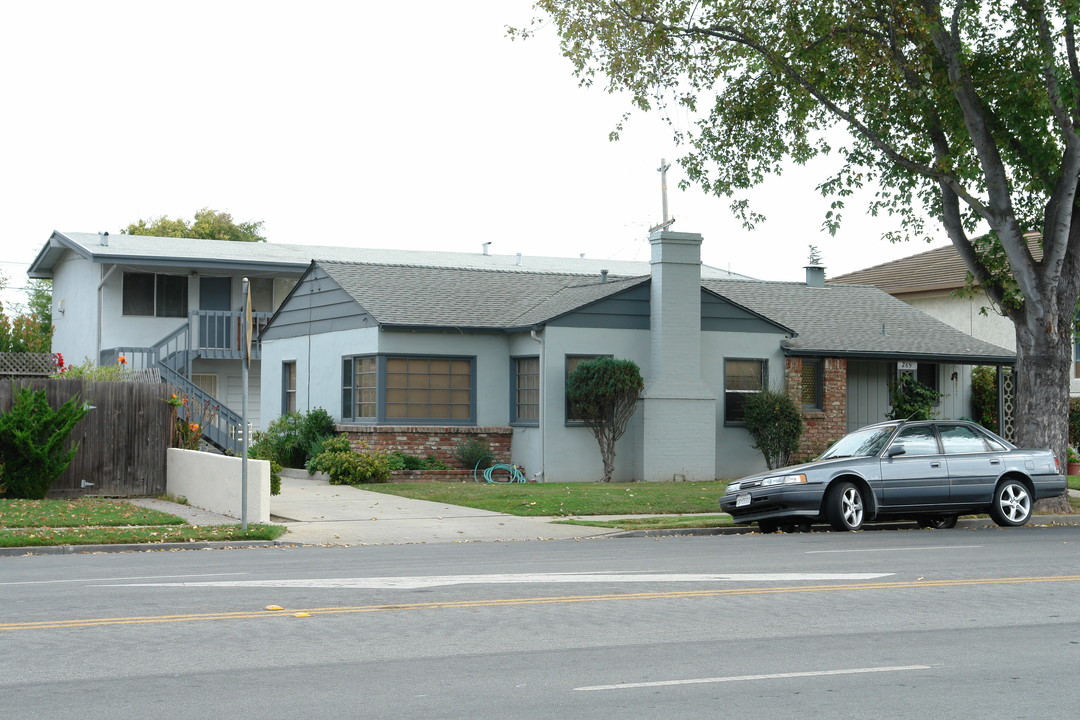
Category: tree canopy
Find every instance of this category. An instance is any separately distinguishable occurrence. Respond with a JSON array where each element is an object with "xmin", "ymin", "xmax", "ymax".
[
  {"xmin": 524, "ymin": 1, "xmax": 1080, "ymax": 504},
  {"xmin": 125, "ymin": 207, "xmax": 266, "ymax": 242},
  {"xmin": 0, "ymin": 277, "xmax": 52, "ymax": 353}
]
